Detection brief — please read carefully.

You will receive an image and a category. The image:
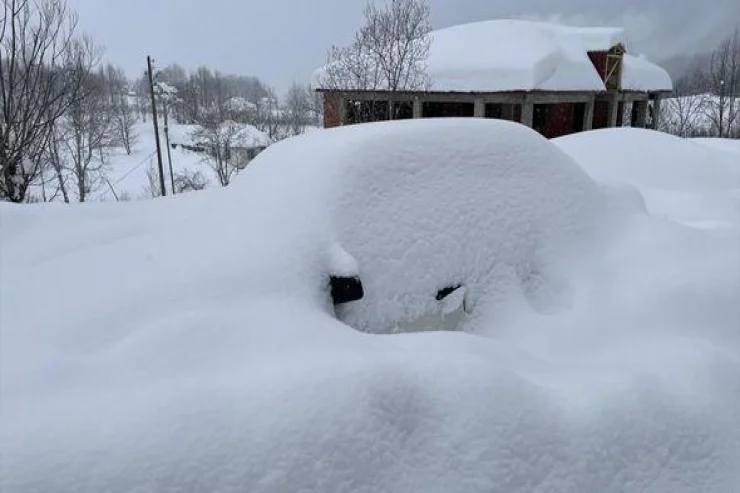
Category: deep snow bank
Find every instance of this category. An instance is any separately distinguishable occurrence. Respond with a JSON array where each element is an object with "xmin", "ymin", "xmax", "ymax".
[
  {"xmin": 692, "ymin": 137, "xmax": 740, "ymax": 156},
  {"xmin": 2, "ymin": 120, "xmax": 739, "ymax": 492},
  {"xmin": 554, "ymin": 128, "xmax": 739, "ymax": 191},
  {"xmin": 555, "ymin": 128, "xmax": 740, "ymax": 229}
]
